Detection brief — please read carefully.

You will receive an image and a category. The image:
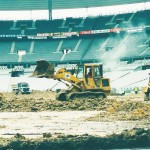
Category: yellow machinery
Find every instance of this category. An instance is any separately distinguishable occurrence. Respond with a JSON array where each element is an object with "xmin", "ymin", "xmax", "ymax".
[
  {"xmin": 142, "ymin": 76, "xmax": 150, "ymax": 101},
  {"xmin": 142, "ymin": 71, "xmax": 150, "ymax": 101},
  {"xmin": 31, "ymin": 60, "xmax": 111, "ymax": 100}
]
